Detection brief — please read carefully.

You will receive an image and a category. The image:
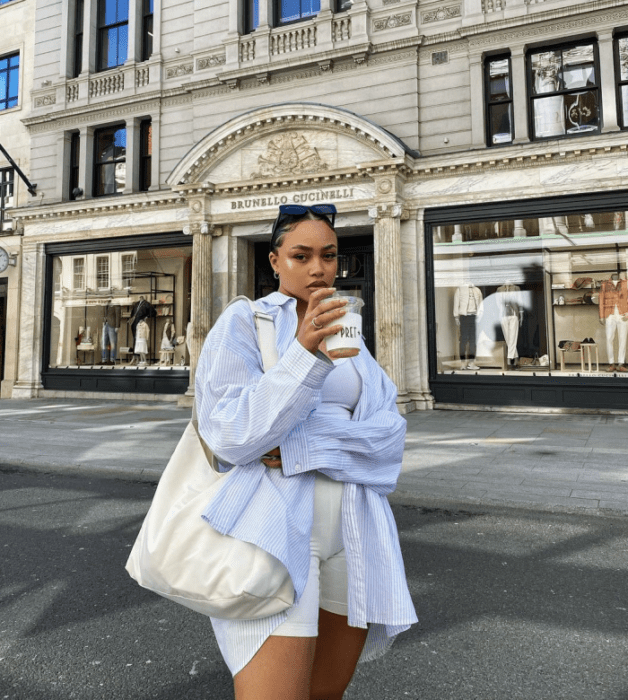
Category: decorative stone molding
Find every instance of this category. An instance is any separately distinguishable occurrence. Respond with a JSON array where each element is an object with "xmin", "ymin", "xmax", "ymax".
[
  {"xmin": 250, "ymin": 132, "xmax": 328, "ymax": 179},
  {"xmin": 136, "ymin": 65, "xmax": 150, "ymax": 87},
  {"xmin": 34, "ymin": 93, "xmax": 56, "ymax": 108},
  {"xmin": 468, "ymin": 6, "xmax": 628, "ymax": 49},
  {"xmin": 382, "ymin": 0, "xmax": 401, "ymax": 4},
  {"xmin": 165, "ymin": 63, "xmax": 193, "ymax": 79},
  {"xmin": 89, "ymin": 72, "xmax": 124, "ymax": 97},
  {"xmin": 318, "ymin": 60, "xmax": 333, "ymax": 73},
  {"xmin": 167, "ymin": 104, "xmax": 408, "ymax": 188},
  {"xmin": 421, "ymin": 5, "xmax": 461, "ymax": 23},
  {"xmin": 256, "ymin": 72, "xmax": 269, "ymax": 85},
  {"xmin": 368, "ymin": 202, "xmax": 408, "ymax": 219},
  {"xmin": 196, "ymin": 54, "xmax": 227, "ymax": 71},
  {"xmin": 373, "ymin": 13, "xmax": 412, "ymax": 31}
]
